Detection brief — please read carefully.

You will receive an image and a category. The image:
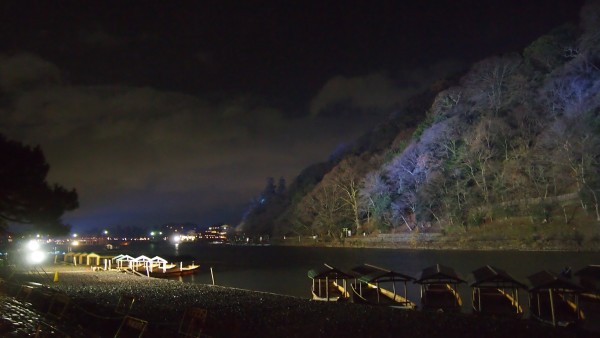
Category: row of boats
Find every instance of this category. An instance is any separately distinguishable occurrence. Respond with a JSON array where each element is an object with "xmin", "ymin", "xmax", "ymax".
[
  {"xmin": 308, "ymin": 263, "xmax": 600, "ymax": 330},
  {"xmin": 111, "ymin": 254, "xmax": 201, "ymax": 278}
]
